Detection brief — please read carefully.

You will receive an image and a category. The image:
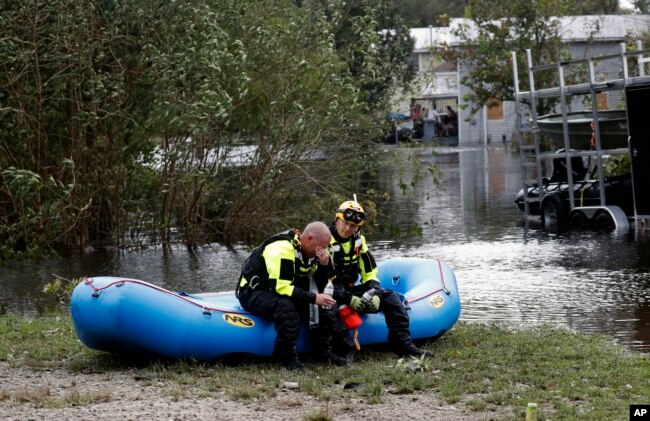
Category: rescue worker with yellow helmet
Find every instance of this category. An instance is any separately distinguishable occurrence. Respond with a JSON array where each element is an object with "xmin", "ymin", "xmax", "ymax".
[
  {"xmin": 328, "ymin": 199, "xmax": 434, "ymax": 359},
  {"xmin": 236, "ymin": 221, "xmax": 347, "ymax": 371}
]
